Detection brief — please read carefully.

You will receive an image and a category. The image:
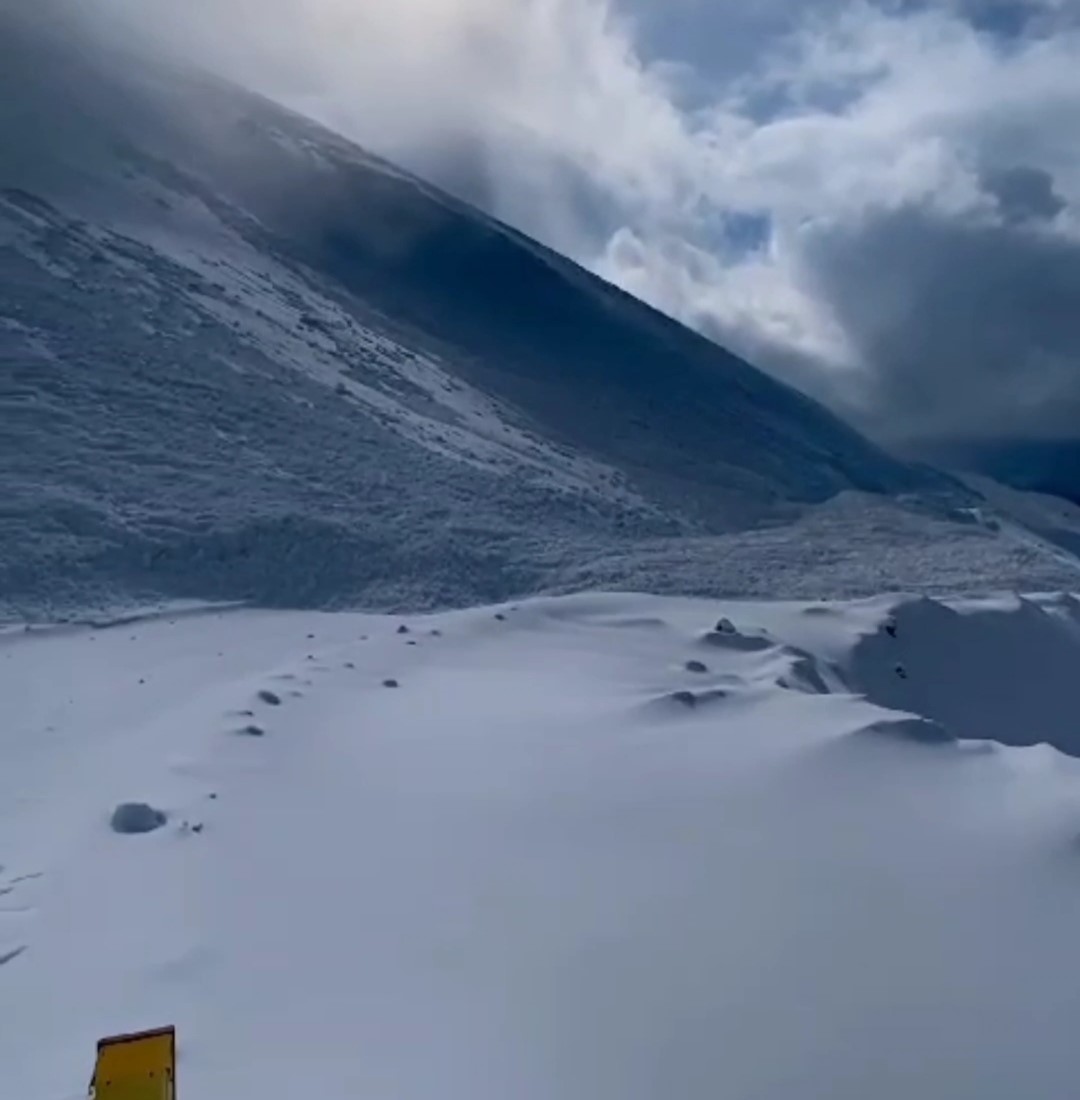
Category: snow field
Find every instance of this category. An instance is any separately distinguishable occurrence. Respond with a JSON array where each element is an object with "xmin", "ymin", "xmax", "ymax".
[{"xmin": 5, "ymin": 593, "xmax": 1080, "ymax": 1099}]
